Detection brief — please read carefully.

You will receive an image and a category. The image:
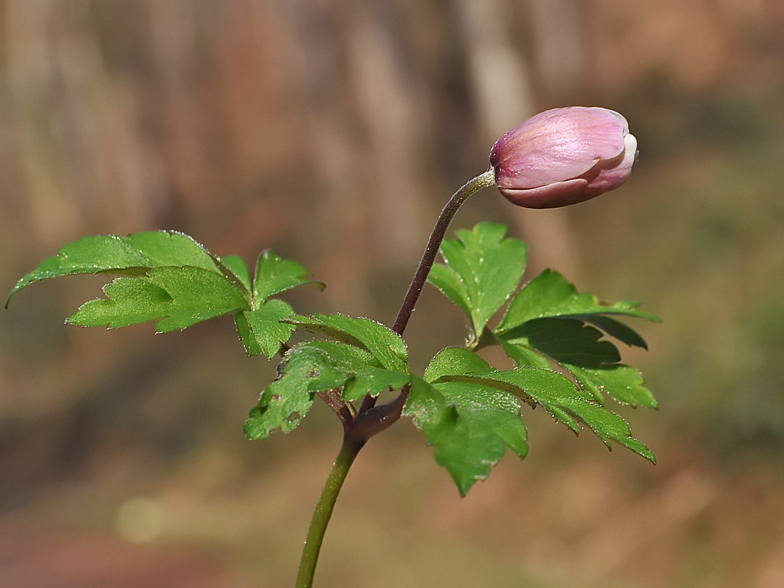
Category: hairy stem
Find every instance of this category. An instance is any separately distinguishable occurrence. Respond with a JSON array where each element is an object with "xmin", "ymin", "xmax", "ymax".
[
  {"xmin": 392, "ymin": 169, "xmax": 495, "ymax": 335},
  {"xmin": 295, "ymin": 437, "xmax": 363, "ymax": 588},
  {"xmin": 359, "ymin": 169, "xmax": 495, "ymax": 415}
]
